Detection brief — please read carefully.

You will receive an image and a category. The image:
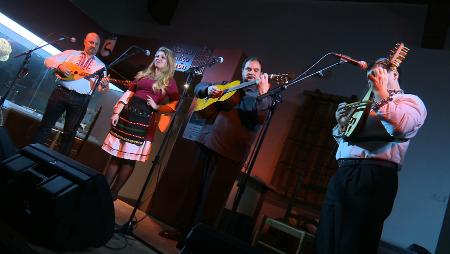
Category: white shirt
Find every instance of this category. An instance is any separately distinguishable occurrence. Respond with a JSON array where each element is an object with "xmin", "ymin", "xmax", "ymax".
[
  {"xmin": 44, "ymin": 50, "xmax": 106, "ymax": 94},
  {"xmin": 333, "ymin": 93, "xmax": 427, "ymax": 166}
]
